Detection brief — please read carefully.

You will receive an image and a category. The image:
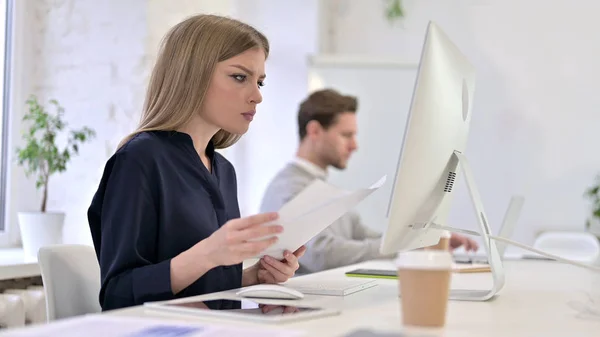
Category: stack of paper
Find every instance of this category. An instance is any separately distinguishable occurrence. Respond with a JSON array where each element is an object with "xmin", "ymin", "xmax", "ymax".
[{"xmin": 255, "ymin": 176, "xmax": 387, "ymax": 260}]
